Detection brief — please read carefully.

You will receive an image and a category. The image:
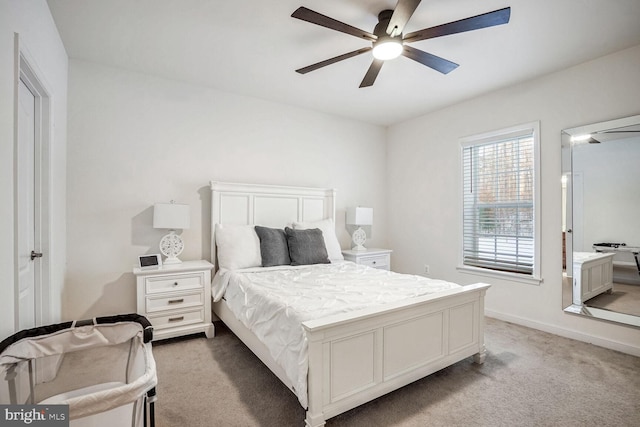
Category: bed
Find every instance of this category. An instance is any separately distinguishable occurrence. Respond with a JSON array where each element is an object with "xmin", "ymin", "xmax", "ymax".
[
  {"xmin": 572, "ymin": 251, "xmax": 615, "ymax": 305},
  {"xmin": 209, "ymin": 181, "xmax": 490, "ymax": 427}
]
